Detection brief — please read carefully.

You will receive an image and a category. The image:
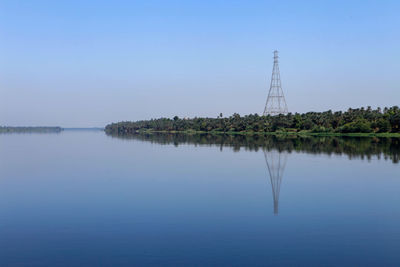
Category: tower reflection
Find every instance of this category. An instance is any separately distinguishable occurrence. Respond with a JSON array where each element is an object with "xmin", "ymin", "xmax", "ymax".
[{"xmin": 263, "ymin": 149, "xmax": 288, "ymax": 215}]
